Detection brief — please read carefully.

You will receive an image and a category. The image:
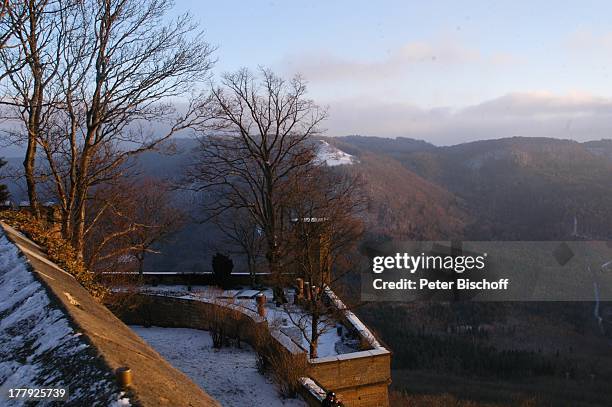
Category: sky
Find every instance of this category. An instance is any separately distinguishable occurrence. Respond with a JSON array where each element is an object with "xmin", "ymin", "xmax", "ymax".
[
  {"xmin": 170, "ymin": 0, "xmax": 612, "ymax": 145},
  {"xmin": 2, "ymin": 0, "xmax": 612, "ymax": 155}
]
